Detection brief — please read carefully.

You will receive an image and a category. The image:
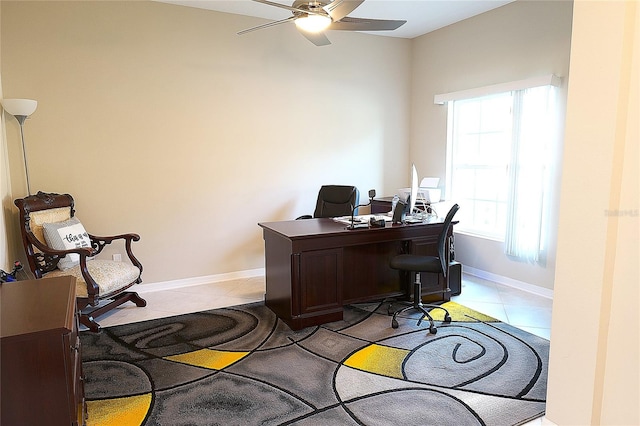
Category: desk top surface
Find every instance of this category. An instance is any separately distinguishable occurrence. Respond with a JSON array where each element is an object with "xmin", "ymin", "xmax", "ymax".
[{"xmin": 259, "ymin": 216, "xmax": 447, "ymax": 239}]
